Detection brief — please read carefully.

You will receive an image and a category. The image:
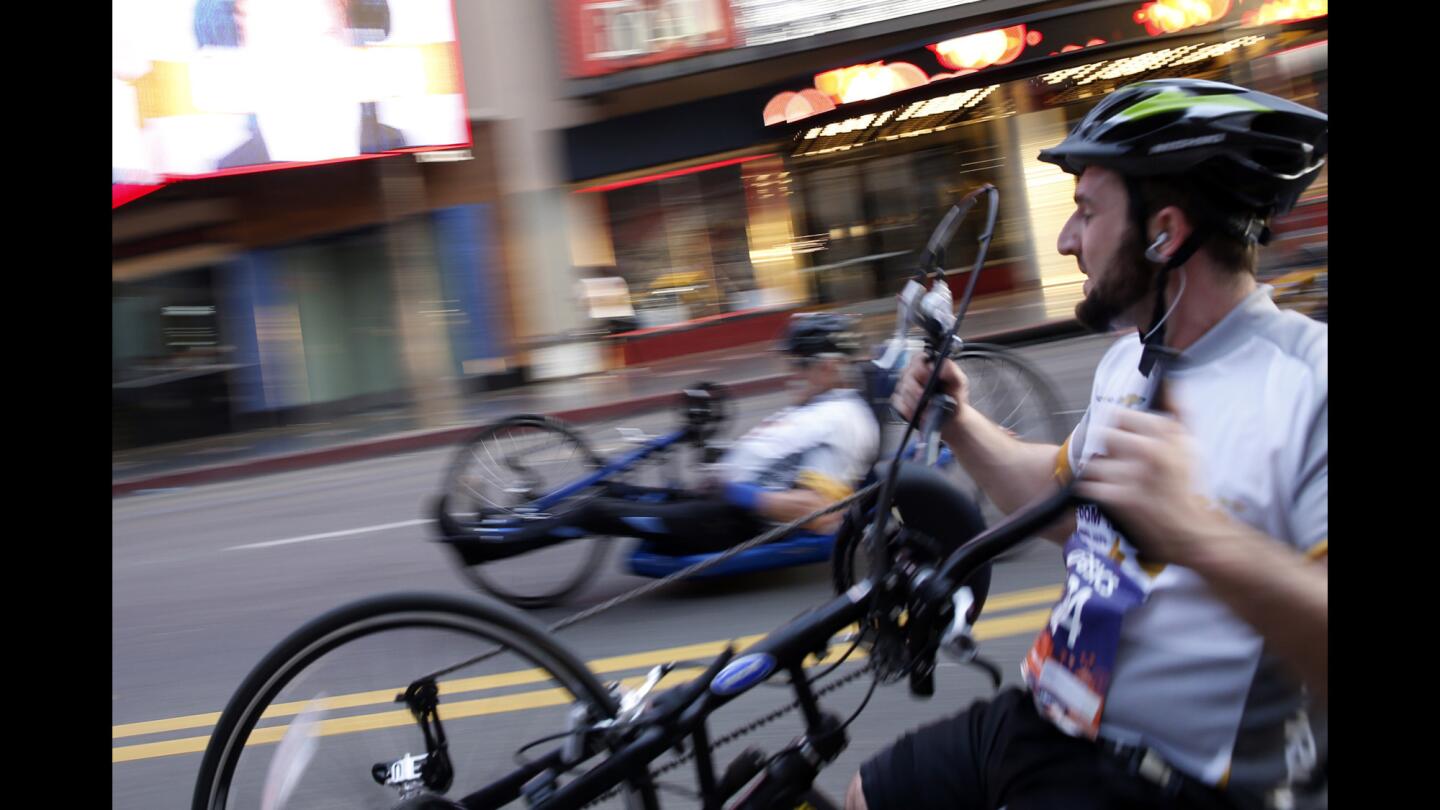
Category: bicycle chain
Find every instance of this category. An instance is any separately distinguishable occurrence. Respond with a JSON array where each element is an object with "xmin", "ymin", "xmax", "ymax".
[{"xmin": 584, "ymin": 662, "xmax": 876, "ymax": 808}]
